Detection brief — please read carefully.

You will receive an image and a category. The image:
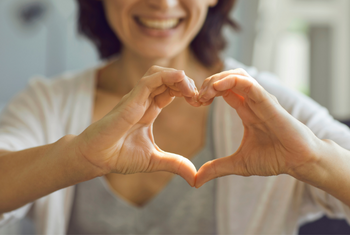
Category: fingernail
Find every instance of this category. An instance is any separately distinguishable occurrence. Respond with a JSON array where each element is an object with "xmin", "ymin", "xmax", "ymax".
[
  {"xmin": 190, "ymin": 83, "xmax": 197, "ymax": 93},
  {"xmin": 187, "ymin": 77, "xmax": 197, "ymax": 93},
  {"xmin": 192, "ymin": 96, "xmax": 201, "ymax": 105}
]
